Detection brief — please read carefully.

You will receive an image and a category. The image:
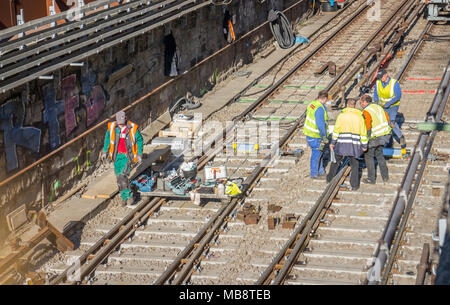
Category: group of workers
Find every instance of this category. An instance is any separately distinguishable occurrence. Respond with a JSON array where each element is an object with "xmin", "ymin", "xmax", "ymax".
[
  {"xmin": 102, "ymin": 68, "xmax": 404, "ymax": 205},
  {"xmin": 303, "ymin": 69, "xmax": 406, "ymax": 191}
]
